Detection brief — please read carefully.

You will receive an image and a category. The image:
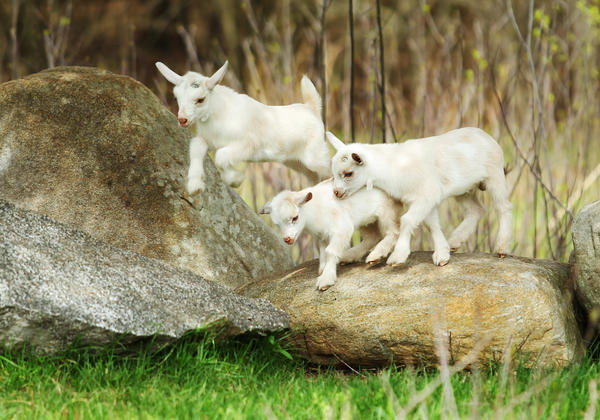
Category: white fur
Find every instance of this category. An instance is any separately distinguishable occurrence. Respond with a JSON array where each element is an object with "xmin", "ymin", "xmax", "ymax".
[
  {"xmin": 327, "ymin": 127, "xmax": 513, "ymax": 266},
  {"xmin": 260, "ymin": 179, "xmax": 402, "ymax": 291},
  {"xmin": 156, "ymin": 61, "xmax": 331, "ymax": 193}
]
